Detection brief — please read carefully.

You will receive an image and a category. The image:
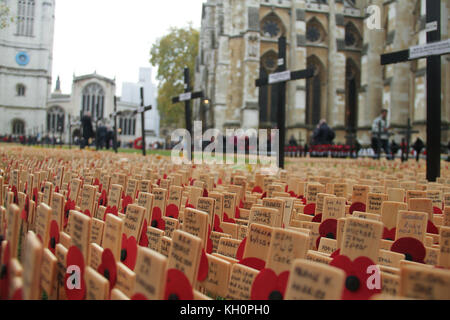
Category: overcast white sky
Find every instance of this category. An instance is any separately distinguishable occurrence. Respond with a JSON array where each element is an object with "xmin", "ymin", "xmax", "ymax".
[{"xmin": 52, "ymin": 0, "xmax": 205, "ymax": 95}]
